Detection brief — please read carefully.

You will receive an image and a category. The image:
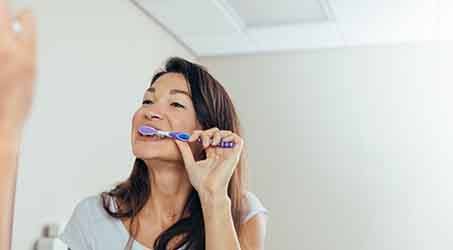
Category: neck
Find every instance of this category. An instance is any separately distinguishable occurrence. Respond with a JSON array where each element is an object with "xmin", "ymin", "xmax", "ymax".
[{"xmin": 141, "ymin": 158, "xmax": 193, "ymax": 229}]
